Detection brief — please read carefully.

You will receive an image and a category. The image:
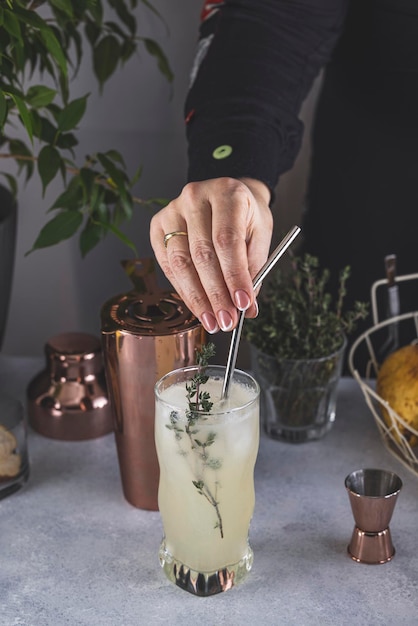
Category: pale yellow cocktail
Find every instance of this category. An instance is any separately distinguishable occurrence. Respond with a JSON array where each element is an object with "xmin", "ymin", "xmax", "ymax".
[{"xmin": 154, "ymin": 365, "xmax": 260, "ymax": 596}]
